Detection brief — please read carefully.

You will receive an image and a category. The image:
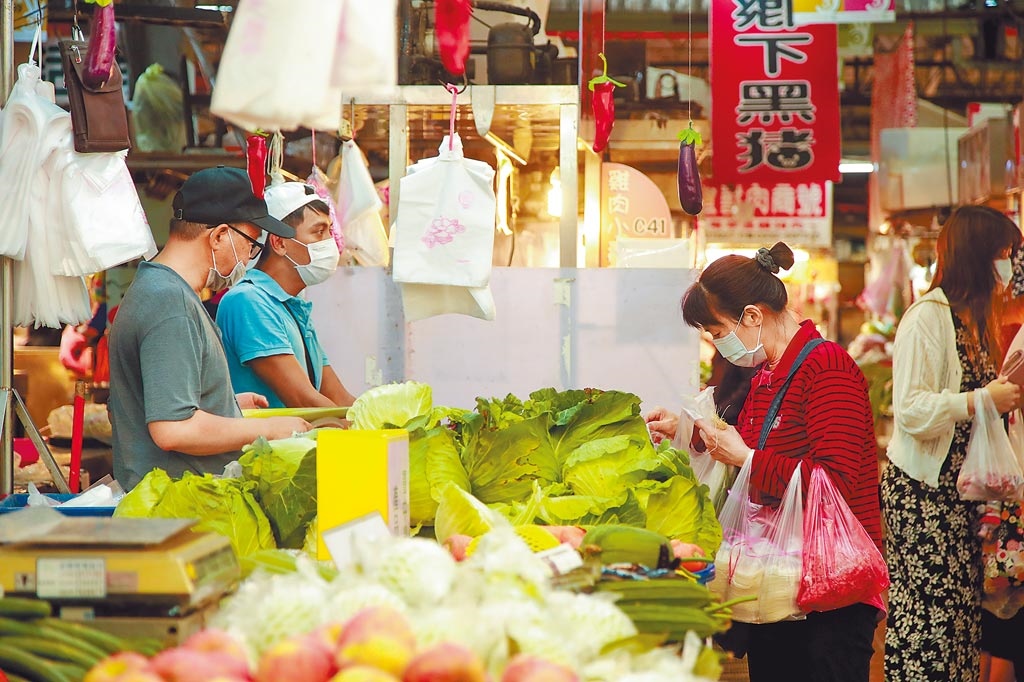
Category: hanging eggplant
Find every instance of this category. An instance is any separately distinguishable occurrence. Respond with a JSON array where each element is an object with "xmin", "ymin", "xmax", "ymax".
[
  {"xmin": 587, "ymin": 53, "xmax": 626, "ymax": 154},
  {"xmin": 677, "ymin": 125, "xmax": 704, "ymax": 216},
  {"xmin": 82, "ymin": 1, "xmax": 117, "ymax": 89}
]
